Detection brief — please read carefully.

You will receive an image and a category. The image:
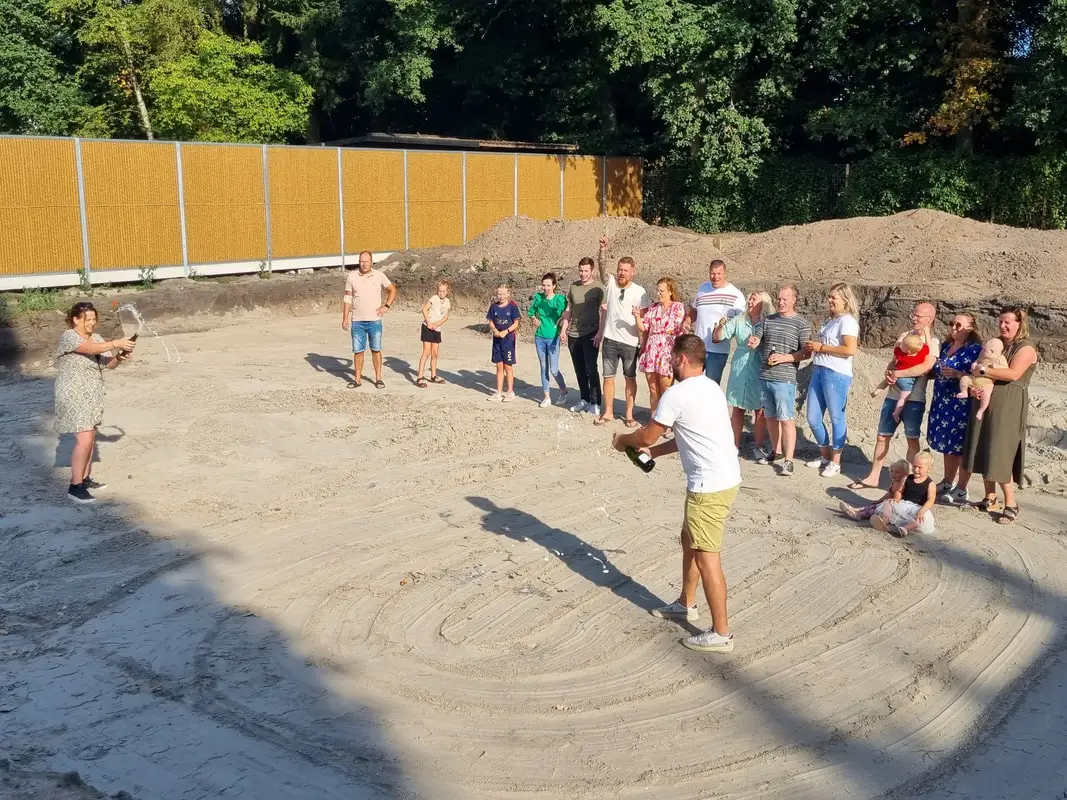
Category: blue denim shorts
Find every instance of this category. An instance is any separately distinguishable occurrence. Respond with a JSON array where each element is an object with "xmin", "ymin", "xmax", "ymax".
[
  {"xmin": 877, "ymin": 397, "xmax": 925, "ymax": 439},
  {"xmin": 351, "ymin": 319, "xmax": 383, "ymax": 353},
  {"xmin": 760, "ymin": 379, "xmax": 797, "ymax": 420}
]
